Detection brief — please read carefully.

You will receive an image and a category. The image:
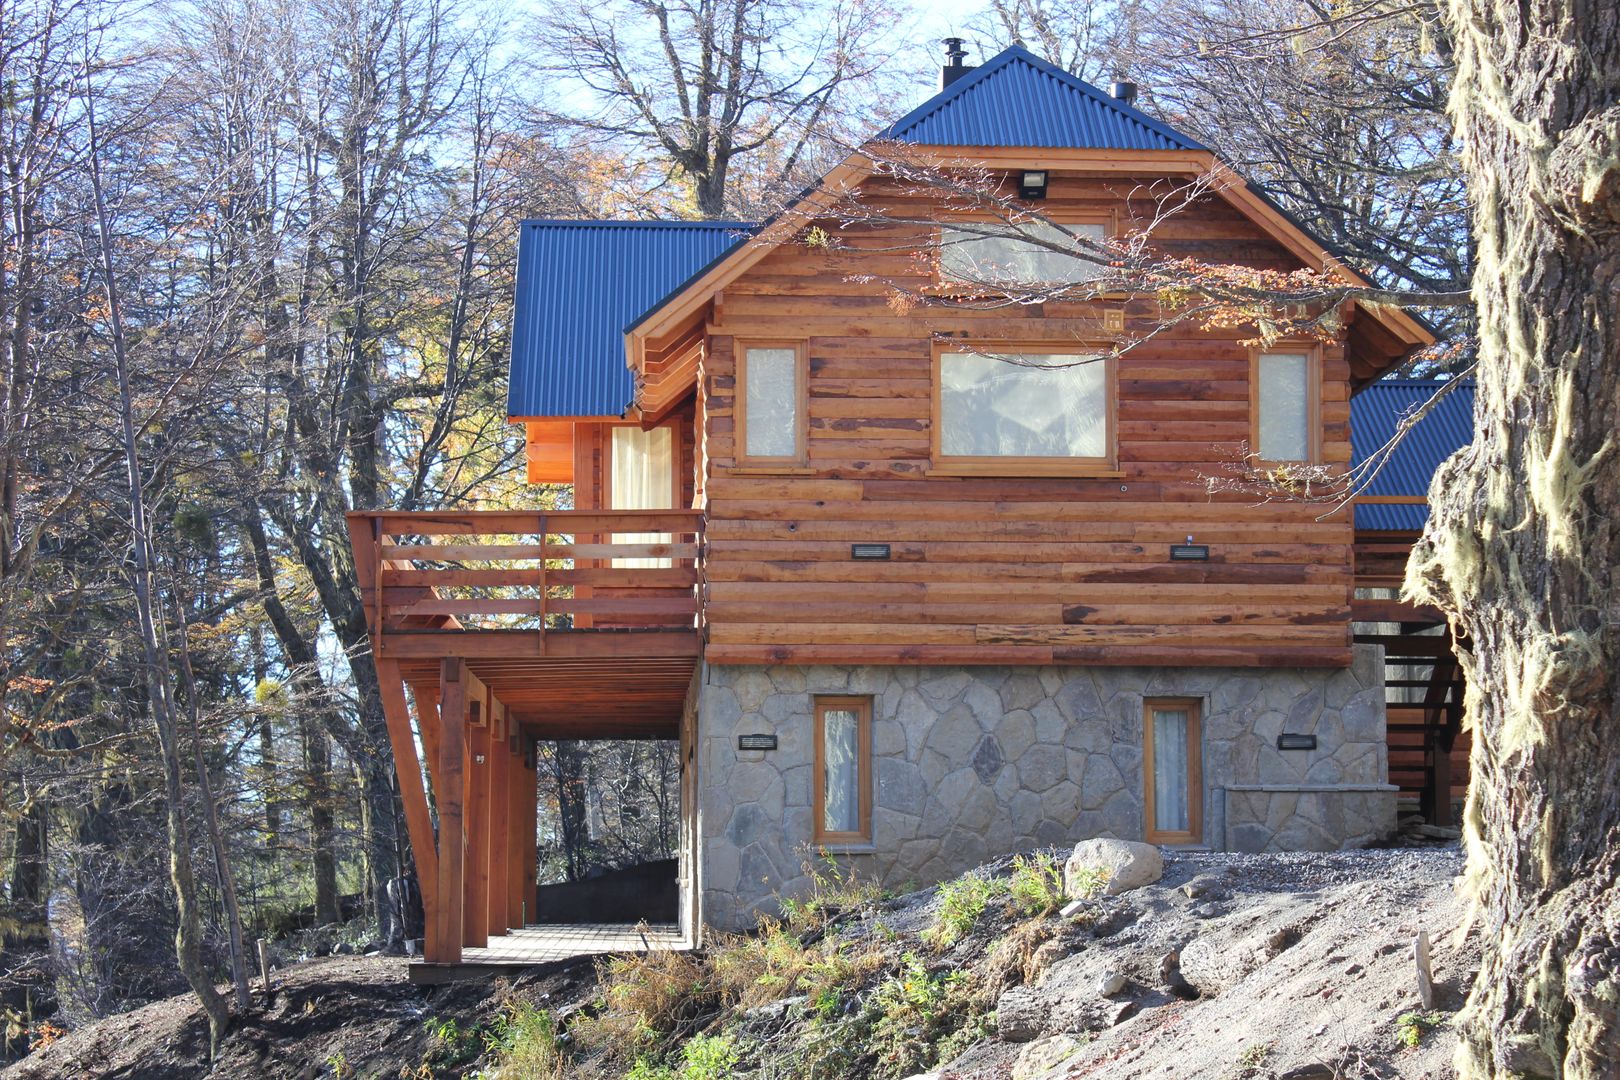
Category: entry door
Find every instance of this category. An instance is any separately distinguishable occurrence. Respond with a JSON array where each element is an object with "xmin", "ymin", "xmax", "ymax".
[{"xmin": 609, "ymin": 426, "xmax": 675, "ymax": 568}]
